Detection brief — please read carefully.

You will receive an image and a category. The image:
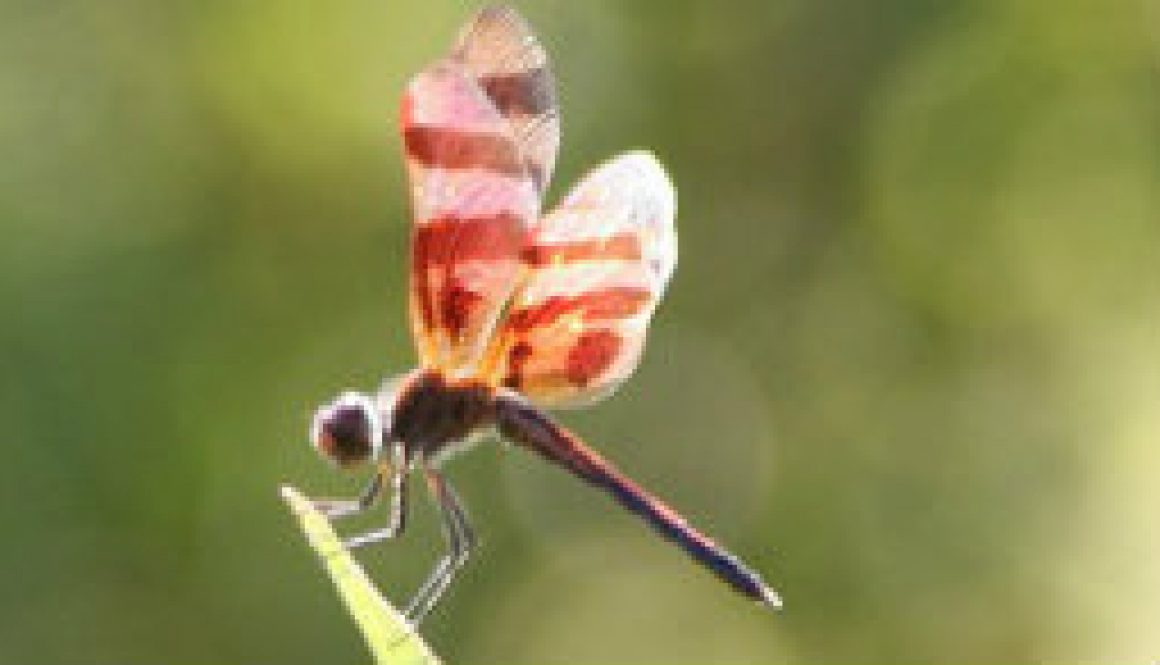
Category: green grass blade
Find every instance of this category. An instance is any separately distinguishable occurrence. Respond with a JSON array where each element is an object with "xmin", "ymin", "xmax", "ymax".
[{"xmin": 280, "ymin": 485, "xmax": 442, "ymax": 665}]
